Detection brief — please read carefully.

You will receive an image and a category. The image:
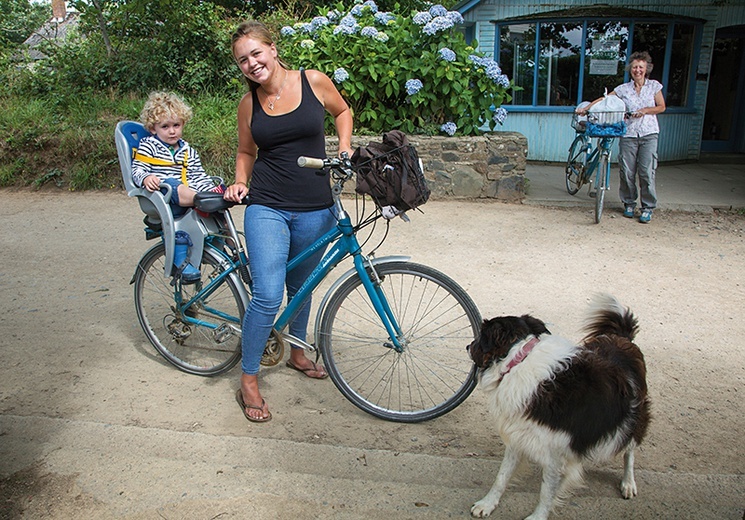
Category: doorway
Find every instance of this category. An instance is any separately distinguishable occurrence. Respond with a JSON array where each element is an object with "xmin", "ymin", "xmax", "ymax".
[{"xmin": 701, "ymin": 27, "xmax": 745, "ymax": 153}]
